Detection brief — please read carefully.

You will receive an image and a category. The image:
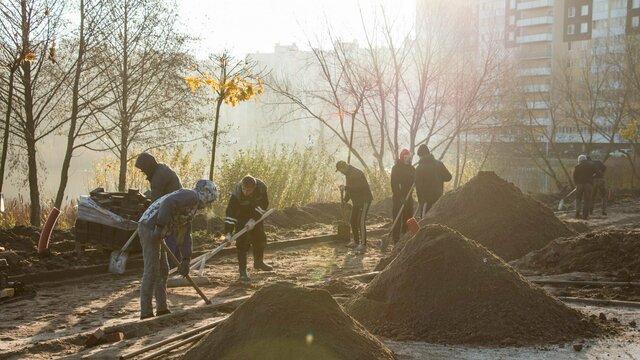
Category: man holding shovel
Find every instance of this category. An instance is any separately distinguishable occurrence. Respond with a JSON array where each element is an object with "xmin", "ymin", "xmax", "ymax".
[
  {"xmin": 137, "ymin": 179, "xmax": 218, "ymax": 320},
  {"xmin": 135, "ymin": 152, "xmax": 183, "ymax": 267},
  {"xmin": 224, "ymin": 175, "xmax": 272, "ymax": 282},
  {"xmin": 390, "ymin": 149, "xmax": 415, "ymax": 244},
  {"xmin": 414, "ymin": 145, "xmax": 451, "ymax": 218},
  {"xmin": 336, "ymin": 161, "xmax": 373, "ymax": 251}
]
